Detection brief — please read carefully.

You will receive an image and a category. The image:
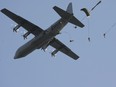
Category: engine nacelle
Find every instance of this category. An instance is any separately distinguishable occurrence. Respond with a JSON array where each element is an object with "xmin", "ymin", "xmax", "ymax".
[
  {"xmin": 23, "ymin": 31, "xmax": 31, "ymax": 39},
  {"xmin": 13, "ymin": 24, "xmax": 21, "ymax": 32},
  {"xmin": 51, "ymin": 49, "xmax": 59, "ymax": 57}
]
